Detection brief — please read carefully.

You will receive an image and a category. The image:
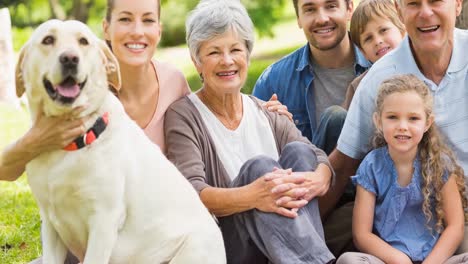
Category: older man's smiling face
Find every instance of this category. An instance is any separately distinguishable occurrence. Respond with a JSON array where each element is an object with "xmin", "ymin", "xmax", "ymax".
[{"xmin": 396, "ymin": 0, "xmax": 462, "ymax": 55}]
